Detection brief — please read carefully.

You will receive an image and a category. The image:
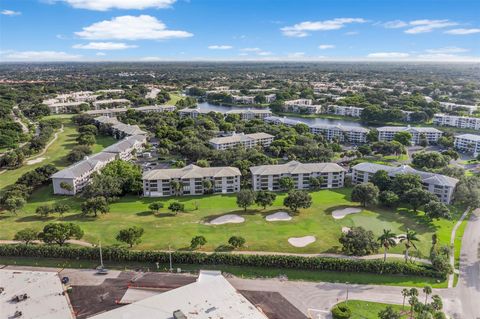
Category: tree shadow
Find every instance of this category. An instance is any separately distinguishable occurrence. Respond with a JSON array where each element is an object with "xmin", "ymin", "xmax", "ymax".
[
  {"xmin": 136, "ymin": 210, "xmax": 154, "ymax": 216},
  {"xmin": 201, "ymin": 209, "xmax": 258, "ymax": 224},
  {"xmin": 60, "ymin": 213, "xmax": 97, "ymax": 222},
  {"xmin": 215, "ymin": 244, "xmax": 234, "ymax": 252},
  {"xmin": 15, "ymin": 215, "xmax": 55, "ymax": 222}
]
